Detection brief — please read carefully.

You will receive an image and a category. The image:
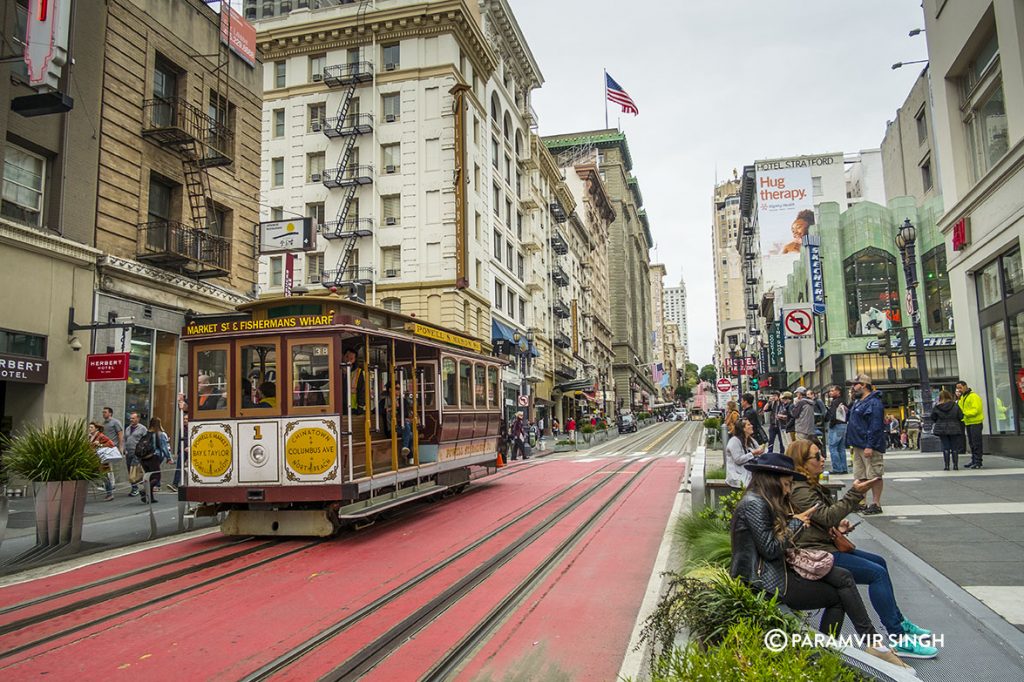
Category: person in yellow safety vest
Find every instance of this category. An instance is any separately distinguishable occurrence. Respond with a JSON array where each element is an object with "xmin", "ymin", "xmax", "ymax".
[
  {"xmin": 955, "ymin": 380, "xmax": 985, "ymax": 469},
  {"xmin": 341, "ymin": 348, "xmax": 366, "ymax": 414}
]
